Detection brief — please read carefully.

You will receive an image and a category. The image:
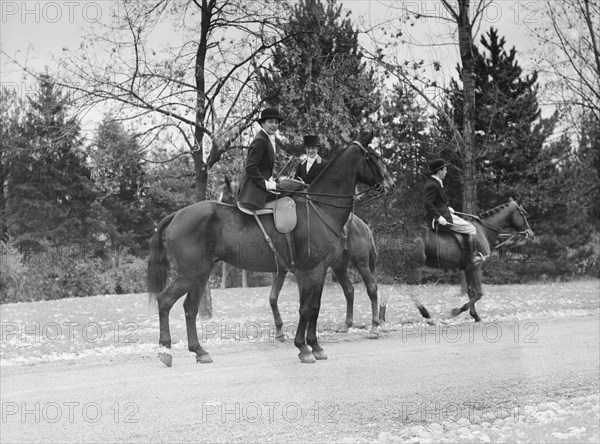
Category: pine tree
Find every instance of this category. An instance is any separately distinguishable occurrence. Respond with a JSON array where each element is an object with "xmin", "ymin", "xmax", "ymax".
[
  {"xmin": 5, "ymin": 74, "xmax": 96, "ymax": 248},
  {"xmin": 440, "ymin": 27, "xmax": 556, "ymax": 211},
  {"xmin": 375, "ymin": 83, "xmax": 429, "ymax": 222},
  {"xmin": 258, "ymin": 0, "xmax": 377, "ymax": 151},
  {"xmin": 91, "ymin": 117, "xmax": 150, "ymax": 254}
]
